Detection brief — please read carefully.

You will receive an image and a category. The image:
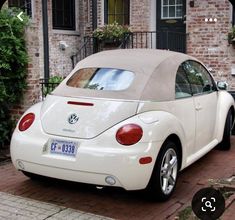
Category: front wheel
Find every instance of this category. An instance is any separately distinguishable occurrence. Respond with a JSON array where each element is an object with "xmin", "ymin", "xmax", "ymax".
[
  {"xmin": 146, "ymin": 140, "xmax": 179, "ymax": 201},
  {"xmin": 217, "ymin": 110, "xmax": 233, "ymax": 151}
]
